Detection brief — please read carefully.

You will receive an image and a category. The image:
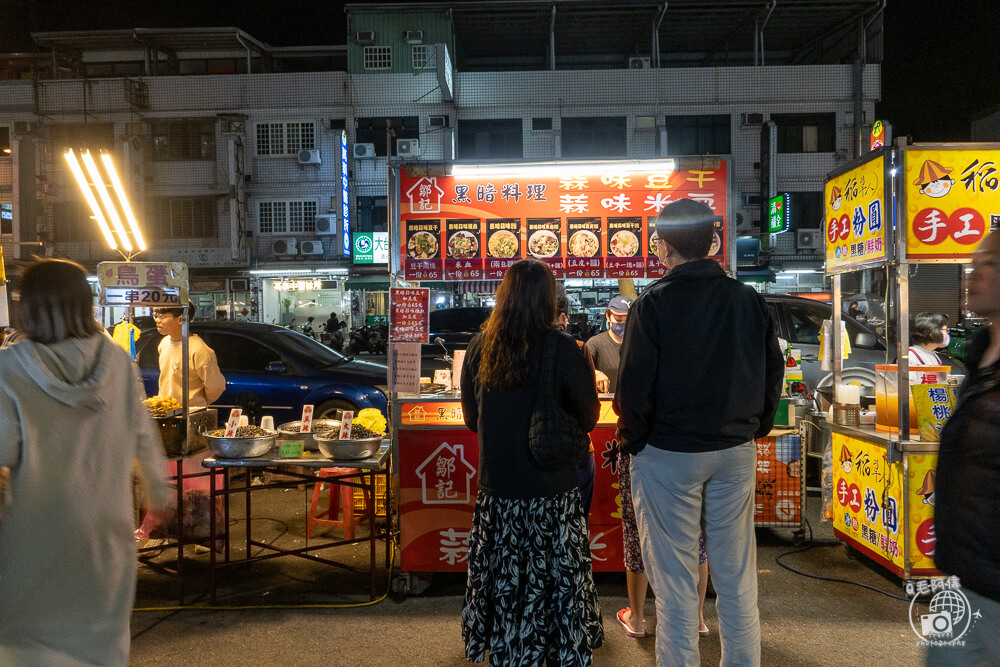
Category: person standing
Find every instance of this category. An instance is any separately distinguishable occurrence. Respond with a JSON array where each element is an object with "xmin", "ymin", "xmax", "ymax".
[
  {"xmin": 461, "ymin": 259, "xmax": 603, "ymax": 665},
  {"xmin": 615, "ymin": 199, "xmax": 784, "ymax": 667},
  {"xmin": 928, "ymin": 232, "xmax": 1000, "ymax": 666},
  {"xmin": 908, "ymin": 312, "xmax": 950, "ymax": 366},
  {"xmin": 153, "ymin": 305, "xmax": 226, "ymax": 407},
  {"xmin": 585, "ymin": 294, "xmax": 632, "ymax": 393},
  {"xmin": 0, "ymin": 258, "xmax": 168, "ymax": 666}
]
